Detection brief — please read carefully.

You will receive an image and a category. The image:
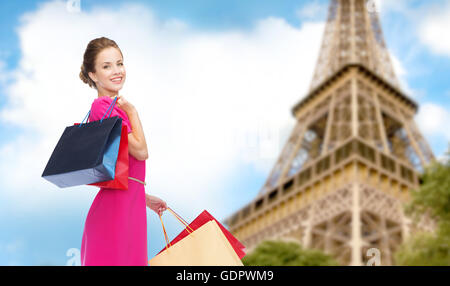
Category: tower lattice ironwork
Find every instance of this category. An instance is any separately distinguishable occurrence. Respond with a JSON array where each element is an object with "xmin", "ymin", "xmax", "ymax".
[{"xmin": 224, "ymin": 0, "xmax": 435, "ymax": 266}]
